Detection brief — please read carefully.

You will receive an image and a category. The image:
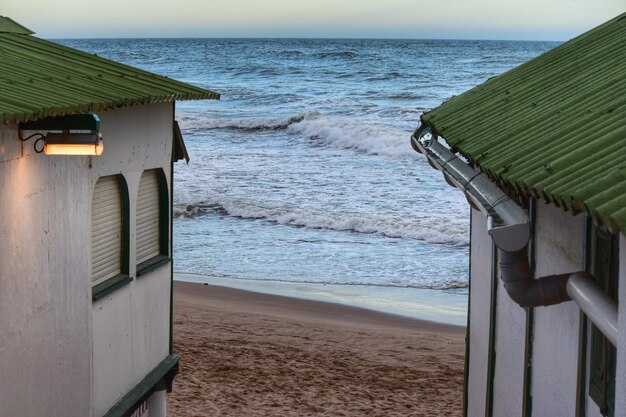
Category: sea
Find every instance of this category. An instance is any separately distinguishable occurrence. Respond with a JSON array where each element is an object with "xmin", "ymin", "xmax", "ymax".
[{"xmin": 60, "ymin": 38, "xmax": 557, "ymax": 322}]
